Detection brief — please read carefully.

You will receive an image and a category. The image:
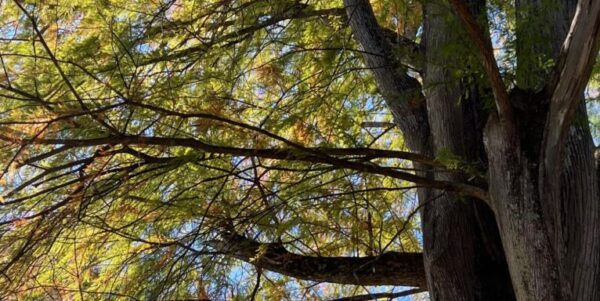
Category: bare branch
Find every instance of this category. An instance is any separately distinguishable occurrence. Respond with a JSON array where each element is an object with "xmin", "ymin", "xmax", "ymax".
[
  {"xmin": 543, "ymin": 0, "xmax": 600, "ymax": 170},
  {"xmin": 448, "ymin": 0, "xmax": 514, "ymax": 134},
  {"xmin": 327, "ymin": 288, "xmax": 426, "ymax": 301},
  {"xmin": 210, "ymin": 232, "xmax": 426, "ymax": 288},
  {"xmin": 360, "ymin": 122, "xmax": 396, "ymax": 128},
  {"xmin": 343, "ymin": 0, "xmax": 430, "ymax": 153}
]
